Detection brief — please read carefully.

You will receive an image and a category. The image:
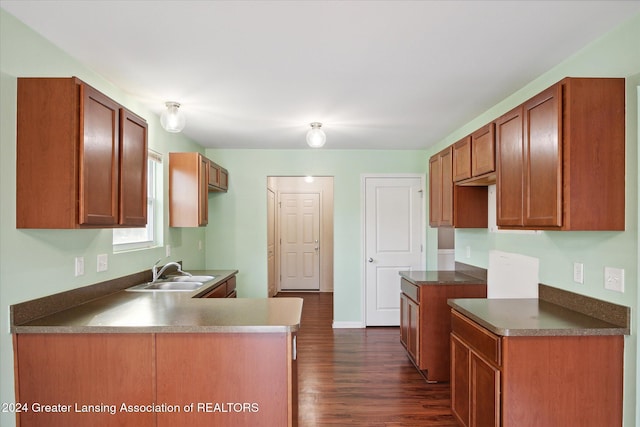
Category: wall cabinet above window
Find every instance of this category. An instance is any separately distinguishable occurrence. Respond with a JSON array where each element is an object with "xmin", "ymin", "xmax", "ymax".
[{"xmin": 16, "ymin": 77, "xmax": 148, "ymax": 229}]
